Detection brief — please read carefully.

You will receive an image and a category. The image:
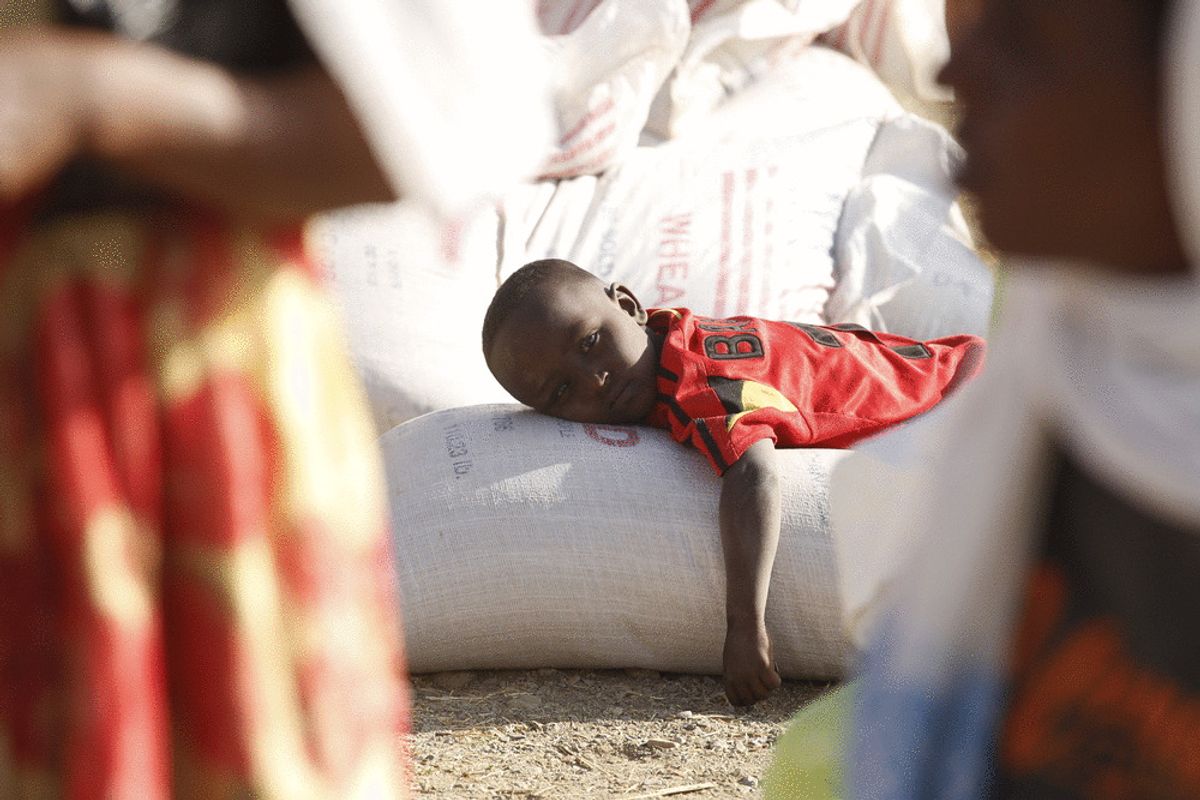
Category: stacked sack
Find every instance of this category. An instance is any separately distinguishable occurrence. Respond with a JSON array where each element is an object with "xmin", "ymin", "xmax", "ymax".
[
  {"xmin": 315, "ymin": 0, "xmax": 991, "ymax": 434},
  {"xmin": 314, "ymin": 0, "xmax": 995, "ymax": 676}
]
